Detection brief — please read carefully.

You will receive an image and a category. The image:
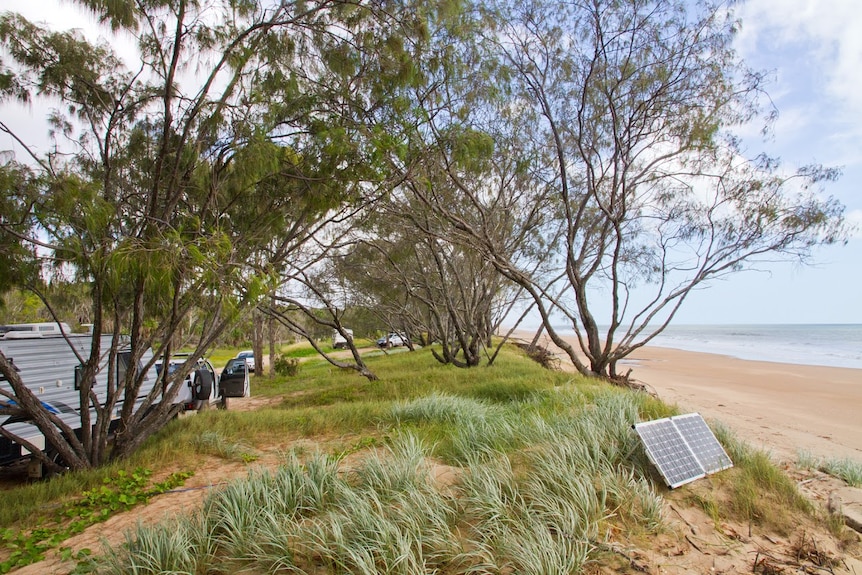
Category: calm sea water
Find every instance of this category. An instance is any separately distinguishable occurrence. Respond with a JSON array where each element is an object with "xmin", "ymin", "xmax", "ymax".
[
  {"xmin": 641, "ymin": 324, "xmax": 862, "ymax": 370},
  {"xmin": 549, "ymin": 324, "xmax": 862, "ymax": 369}
]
